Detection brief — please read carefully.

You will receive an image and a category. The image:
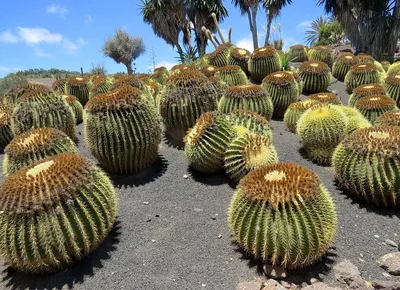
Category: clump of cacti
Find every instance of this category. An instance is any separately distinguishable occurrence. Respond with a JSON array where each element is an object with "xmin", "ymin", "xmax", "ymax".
[
  {"xmin": 261, "ymin": 72, "xmax": 299, "ymax": 119},
  {"xmin": 201, "ymin": 65, "xmax": 218, "ymax": 77},
  {"xmin": 228, "ymin": 162, "xmax": 337, "ymax": 269},
  {"xmin": 334, "ymin": 105, "xmax": 372, "ymax": 134},
  {"xmin": 283, "ymin": 99, "xmax": 320, "ymax": 133},
  {"xmin": 218, "ymin": 85, "xmax": 274, "ymax": 121},
  {"xmin": 3, "ymin": 127, "xmax": 78, "ymax": 176},
  {"xmin": 226, "ymin": 109, "xmax": 273, "ymax": 140},
  {"xmin": 248, "ymin": 46, "xmax": 282, "ymax": 83},
  {"xmin": 89, "ymin": 75, "xmax": 114, "ymax": 98},
  {"xmin": 84, "ymin": 86, "xmax": 162, "ymax": 174},
  {"xmin": 287, "ymin": 44, "xmax": 308, "ymax": 62},
  {"xmin": 308, "ymin": 92, "xmax": 341, "ymax": 104},
  {"xmin": 383, "ymin": 74, "xmax": 400, "ymax": 106},
  {"xmin": 0, "ymin": 153, "xmax": 118, "ymax": 273},
  {"xmin": 375, "ymin": 110, "xmax": 400, "ymax": 126},
  {"xmin": 332, "ymin": 53, "xmax": 359, "ymax": 81},
  {"xmin": 5, "ymin": 83, "xmax": 51, "ymax": 105},
  {"xmin": 332, "ymin": 126, "xmax": 400, "ymax": 208},
  {"xmin": 224, "ymin": 133, "xmax": 278, "ymax": 182},
  {"xmin": 297, "ymin": 61, "xmax": 332, "ymax": 94},
  {"xmin": 0, "ymin": 105, "xmax": 14, "ymax": 151},
  {"xmin": 307, "ymin": 46, "xmax": 334, "ymax": 67},
  {"xmin": 344, "ymin": 63, "xmax": 381, "ymax": 94},
  {"xmin": 208, "ymin": 42, "xmax": 235, "ymax": 68},
  {"xmin": 62, "ymin": 94, "xmax": 84, "ymax": 124},
  {"xmin": 348, "ymin": 83, "xmax": 386, "ymax": 107},
  {"xmin": 184, "ymin": 111, "xmax": 236, "ymax": 173},
  {"xmin": 52, "ymin": 78, "xmax": 67, "ymax": 93},
  {"xmin": 297, "ymin": 103, "xmax": 348, "ymax": 165},
  {"xmin": 215, "ymin": 65, "xmax": 248, "ymax": 86},
  {"xmin": 355, "ymin": 95, "xmax": 398, "ymax": 124},
  {"xmin": 228, "ymin": 47, "xmax": 251, "ymax": 74},
  {"xmin": 66, "ymin": 76, "xmax": 90, "ymax": 105}
]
